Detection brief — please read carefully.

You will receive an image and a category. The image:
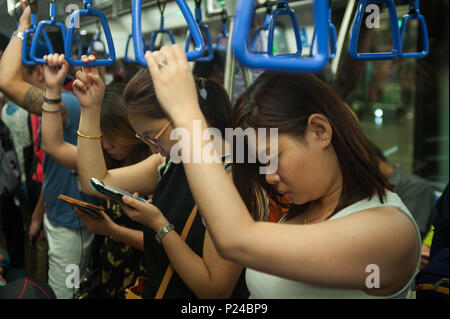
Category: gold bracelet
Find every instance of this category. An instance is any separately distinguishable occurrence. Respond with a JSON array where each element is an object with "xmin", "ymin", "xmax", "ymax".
[
  {"xmin": 77, "ymin": 130, "xmax": 102, "ymax": 139},
  {"xmin": 41, "ymin": 104, "xmax": 61, "ymax": 113}
]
